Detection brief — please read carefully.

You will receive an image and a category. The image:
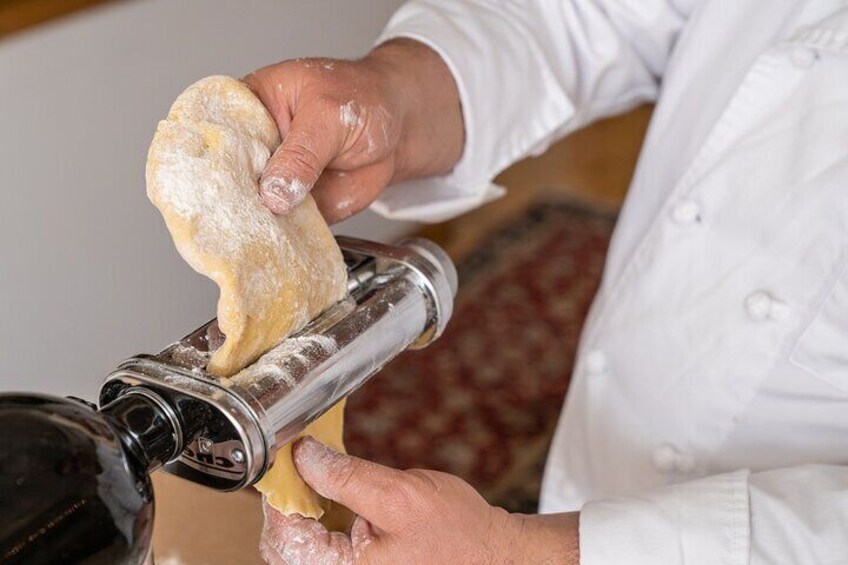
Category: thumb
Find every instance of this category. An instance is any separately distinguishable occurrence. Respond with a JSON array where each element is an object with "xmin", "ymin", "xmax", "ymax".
[
  {"xmin": 260, "ymin": 101, "xmax": 347, "ymax": 214},
  {"xmin": 293, "ymin": 436, "xmax": 403, "ymax": 529}
]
